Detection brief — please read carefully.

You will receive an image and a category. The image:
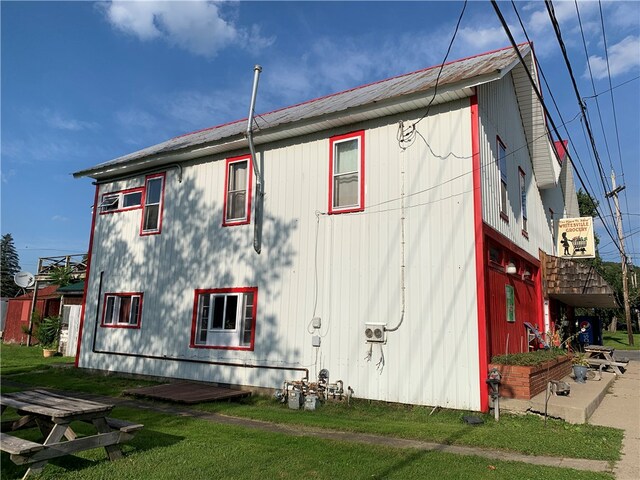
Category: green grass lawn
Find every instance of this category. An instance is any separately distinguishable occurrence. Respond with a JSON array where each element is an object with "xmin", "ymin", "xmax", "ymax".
[
  {"xmin": 0, "ymin": 344, "xmax": 621, "ymax": 479},
  {"xmin": 0, "ymin": 406, "xmax": 614, "ymax": 480},
  {"xmin": 602, "ymin": 330, "xmax": 640, "ymax": 350}
]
